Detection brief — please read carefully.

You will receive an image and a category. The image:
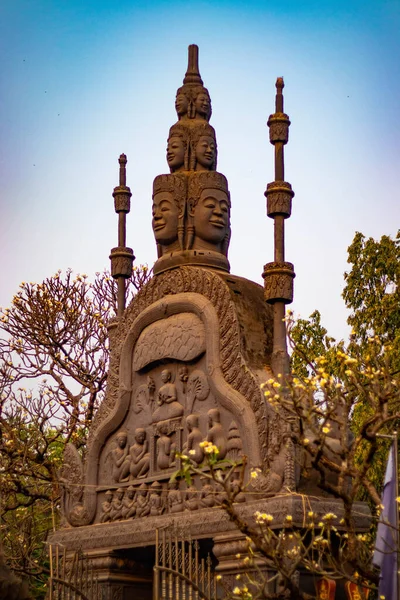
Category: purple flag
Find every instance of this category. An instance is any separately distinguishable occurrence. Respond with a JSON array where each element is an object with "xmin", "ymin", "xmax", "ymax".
[{"xmin": 373, "ymin": 441, "xmax": 398, "ymax": 600}]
